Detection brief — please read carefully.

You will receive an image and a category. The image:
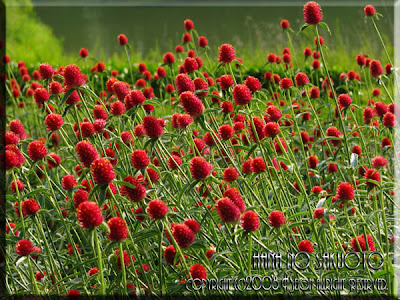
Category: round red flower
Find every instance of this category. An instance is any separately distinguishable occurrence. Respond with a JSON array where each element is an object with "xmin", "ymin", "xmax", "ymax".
[
  {"xmin": 147, "ymin": 199, "xmax": 168, "ymax": 219},
  {"xmin": 28, "ymin": 140, "xmax": 47, "ymax": 161},
  {"xmin": 77, "ymin": 201, "xmax": 103, "ymax": 229},
  {"xmin": 298, "ymin": 240, "xmax": 314, "ymax": 253},
  {"xmin": 91, "ymin": 158, "xmax": 116, "ymax": 185},
  {"xmin": 241, "ymin": 210, "xmax": 260, "ymax": 232},
  {"xmin": 190, "ymin": 157, "xmax": 212, "ymax": 180},
  {"xmin": 107, "ymin": 217, "xmax": 129, "ymax": 241},
  {"xmin": 131, "ymin": 149, "xmax": 149, "ymax": 170},
  {"xmin": 120, "ymin": 176, "xmax": 146, "ymax": 202},
  {"xmin": 218, "ymin": 44, "xmax": 235, "ymax": 64},
  {"xmin": 216, "ymin": 197, "xmax": 241, "ymax": 223},
  {"xmin": 303, "ymin": 1, "xmax": 323, "ymax": 25}
]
